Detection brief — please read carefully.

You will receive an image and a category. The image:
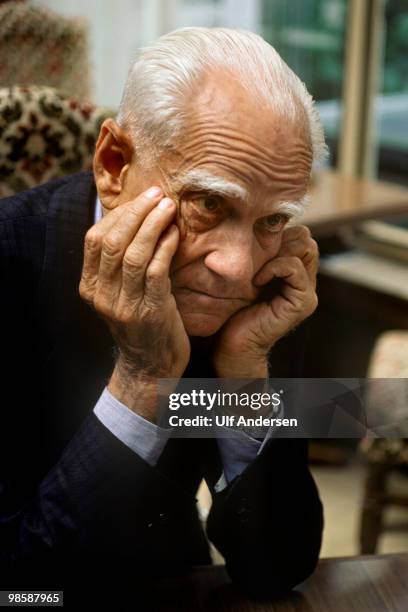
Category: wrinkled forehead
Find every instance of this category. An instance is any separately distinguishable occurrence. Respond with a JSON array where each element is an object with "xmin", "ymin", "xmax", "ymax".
[
  {"xmin": 157, "ymin": 72, "xmax": 313, "ymax": 204},
  {"xmin": 186, "ymin": 66, "xmax": 311, "ymax": 146},
  {"xmin": 164, "ymin": 123, "xmax": 312, "ymax": 206}
]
